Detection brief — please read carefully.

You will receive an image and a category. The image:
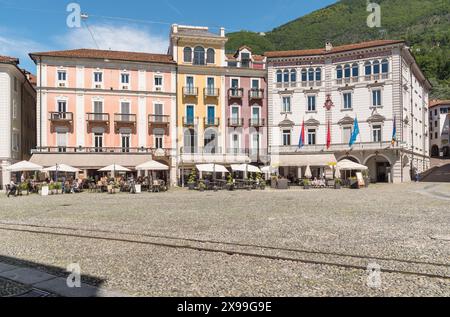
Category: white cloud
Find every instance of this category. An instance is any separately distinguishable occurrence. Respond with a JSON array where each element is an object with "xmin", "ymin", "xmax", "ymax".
[
  {"xmin": 0, "ymin": 28, "xmax": 46, "ymax": 63},
  {"xmin": 59, "ymin": 23, "xmax": 169, "ymax": 54}
]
